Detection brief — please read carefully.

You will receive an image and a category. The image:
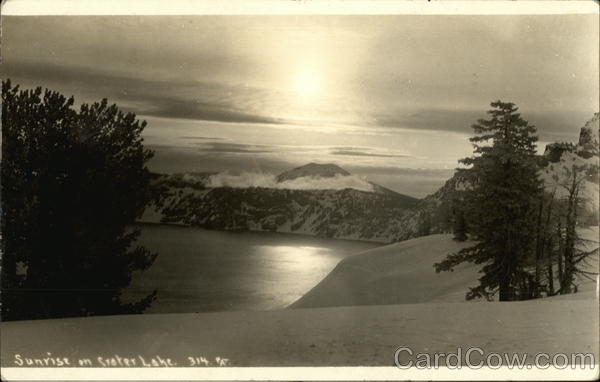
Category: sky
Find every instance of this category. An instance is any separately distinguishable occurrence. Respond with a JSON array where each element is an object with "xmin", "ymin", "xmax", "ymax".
[{"xmin": 2, "ymin": 15, "xmax": 598, "ymax": 197}]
